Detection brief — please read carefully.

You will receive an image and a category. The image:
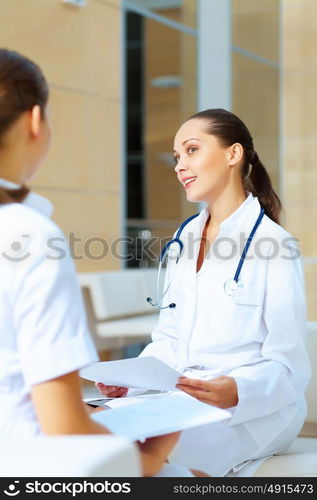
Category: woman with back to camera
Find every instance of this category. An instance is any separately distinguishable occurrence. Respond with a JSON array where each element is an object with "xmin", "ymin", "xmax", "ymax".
[
  {"xmin": 97, "ymin": 108, "xmax": 311, "ymax": 476},
  {"xmin": 0, "ymin": 47, "xmax": 181, "ymax": 477}
]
